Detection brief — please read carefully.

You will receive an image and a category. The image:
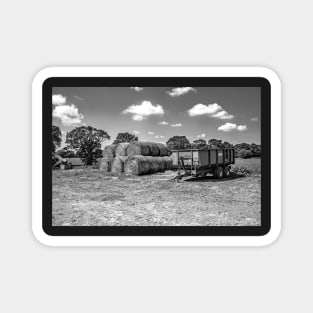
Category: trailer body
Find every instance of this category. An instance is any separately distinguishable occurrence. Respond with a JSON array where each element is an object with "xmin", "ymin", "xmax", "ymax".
[{"xmin": 171, "ymin": 148, "xmax": 235, "ymax": 179}]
